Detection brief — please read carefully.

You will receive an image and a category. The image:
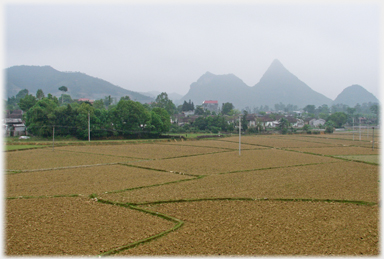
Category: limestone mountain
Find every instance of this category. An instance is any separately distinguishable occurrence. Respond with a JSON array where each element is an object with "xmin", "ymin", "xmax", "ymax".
[
  {"xmin": 180, "ymin": 59, "xmax": 333, "ymax": 110},
  {"xmin": 251, "ymin": 59, "xmax": 333, "ymax": 107},
  {"xmin": 5, "ymin": 65, "xmax": 154, "ymax": 103},
  {"xmin": 181, "ymin": 72, "xmax": 253, "ymax": 110},
  {"xmin": 333, "ymin": 84, "xmax": 379, "ymax": 107}
]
